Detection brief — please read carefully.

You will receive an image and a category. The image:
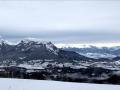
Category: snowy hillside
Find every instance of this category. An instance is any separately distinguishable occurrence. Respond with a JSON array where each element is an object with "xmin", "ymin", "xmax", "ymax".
[
  {"xmin": 0, "ymin": 78, "xmax": 120, "ymax": 90},
  {"xmin": 62, "ymin": 45, "xmax": 120, "ymax": 59}
]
